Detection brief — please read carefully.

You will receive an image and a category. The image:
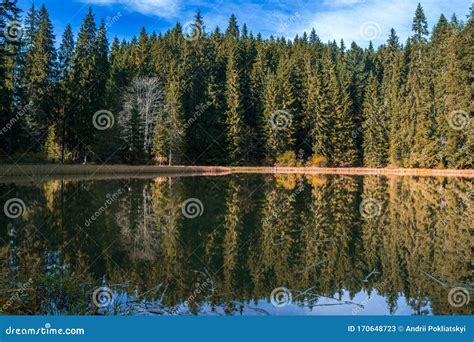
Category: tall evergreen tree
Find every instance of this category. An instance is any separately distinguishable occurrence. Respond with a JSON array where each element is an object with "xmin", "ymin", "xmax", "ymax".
[
  {"xmin": 303, "ymin": 58, "xmax": 331, "ymax": 160},
  {"xmin": 22, "ymin": 4, "xmax": 56, "ymax": 147},
  {"xmin": 362, "ymin": 74, "xmax": 388, "ymax": 167},
  {"xmin": 443, "ymin": 6, "xmax": 473, "ymax": 168},
  {"xmin": 57, "ymin": 24, "xmax": 74, "ymax": 162},
  {"xmin": 69, "ymin": 8, "xmax": 97, "ymax": 162},
  {"xmin": 224, "ymin": 43, "xmax": 245, "ymax": 164},
  {"xmin": 329, "ymin": 50, "xmax": 358, "ymax": 166},
  {"xmin": 0, "ymin": 0, "xmax": 21, "ymax": 154},
  {"xmin": 403, "ymin": 3, "xmax": 437, "ymax": 167}
]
